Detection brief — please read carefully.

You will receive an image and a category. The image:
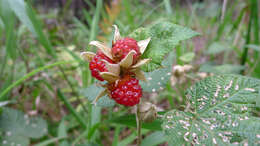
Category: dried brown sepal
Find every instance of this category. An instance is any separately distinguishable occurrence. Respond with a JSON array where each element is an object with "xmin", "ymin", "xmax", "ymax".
[
  {"xmin": 81, "ymin": 51, "xmax": 96, "ymax": 62},
  {"xmin": 138, "ymin": 37, "xmax": 151, "ymax": 54},
  {"xmin": 112, "ymin": 25, "xmax": 122, "ymax": 43},
  {"xmin": 119, "ymin": 50, "xmax": 136, "ymax": 68},
  {"xmin": 102, "ymin": 59, "xmax": 120, "ymax": 76},
  {"xmin": 89, "ymin": 41, "xmax": 113, "ymax": 60},
  {"xmin": 133, "ymin": 69, "xmax": 147, "ymax": 82},
  {"xmin": 92, "ymin": 89, "xmax": 108, "ymax": 105},
  {"xmin": 100, "ymin": 72, "xmax": 120, "ymax": 83},
  {"xmin": 131, "ymin": 58, "xmax": 151, "ymax": 69}
]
